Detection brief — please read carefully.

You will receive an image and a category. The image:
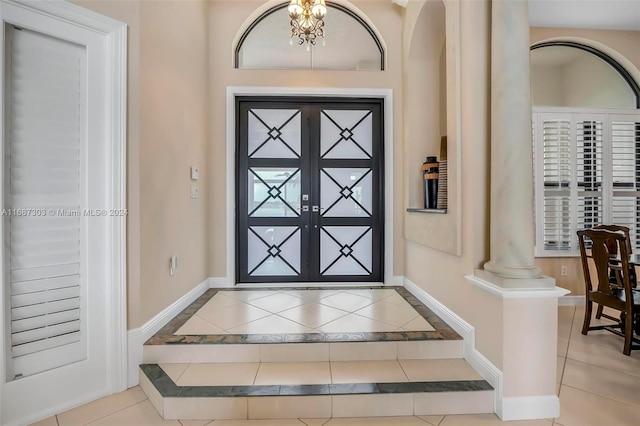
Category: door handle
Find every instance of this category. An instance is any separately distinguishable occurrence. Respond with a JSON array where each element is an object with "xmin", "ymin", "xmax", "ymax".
[
  {"xmin": 299, "ymin": 205, "xmax": 309, "ymax": 212},
  {"xmin": 312, "ymin": 206, "xmax": 324, "ymax": 212}
]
